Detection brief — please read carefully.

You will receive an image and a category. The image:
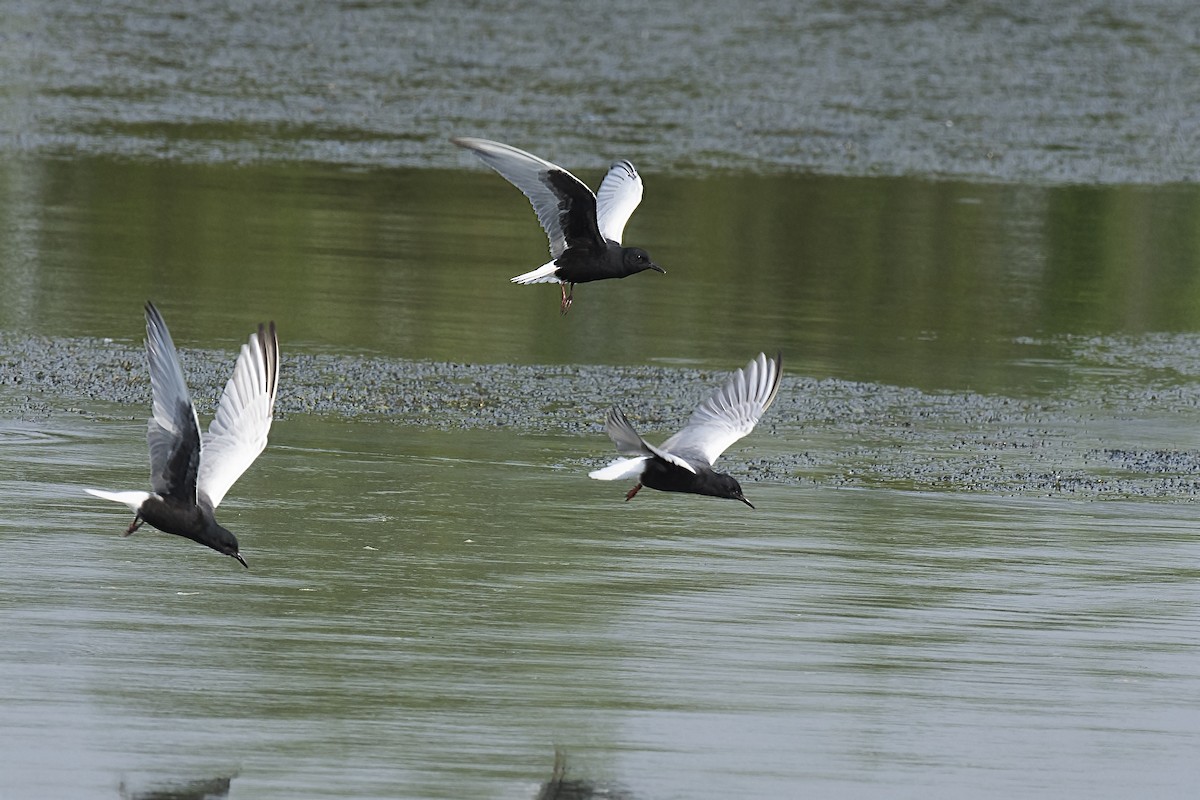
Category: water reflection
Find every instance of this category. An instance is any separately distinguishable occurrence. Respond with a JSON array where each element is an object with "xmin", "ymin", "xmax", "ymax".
[
  {"xmin": 535, "ymin": 750, "xmax": 634, "ymax": 800},
  {"xmin": 119, "ymin": 774, "xmax": 233, "ymax": 800}
]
